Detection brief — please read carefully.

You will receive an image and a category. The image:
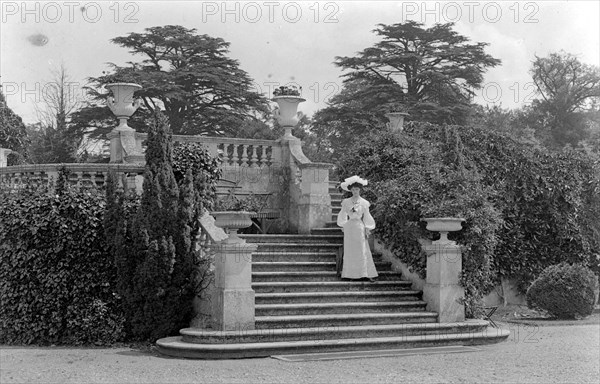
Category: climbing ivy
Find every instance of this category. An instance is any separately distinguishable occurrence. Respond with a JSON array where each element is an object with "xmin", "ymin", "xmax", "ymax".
[{"xmin": 339, "ymin": 121, "xmax": 600, "ymax": 316}]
